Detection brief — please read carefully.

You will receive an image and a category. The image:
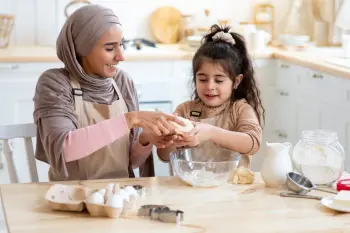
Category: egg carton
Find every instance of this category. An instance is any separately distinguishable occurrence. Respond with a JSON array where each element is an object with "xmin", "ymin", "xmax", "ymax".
[{"xmin": 45, "ymin": 183, "xmax": 145, "ymax": 218}]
